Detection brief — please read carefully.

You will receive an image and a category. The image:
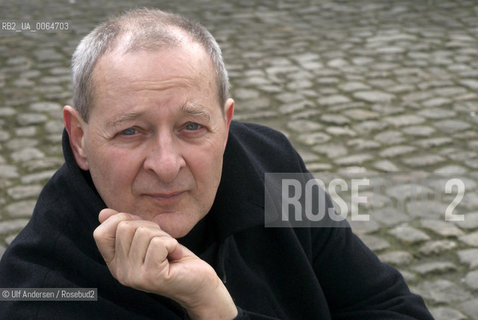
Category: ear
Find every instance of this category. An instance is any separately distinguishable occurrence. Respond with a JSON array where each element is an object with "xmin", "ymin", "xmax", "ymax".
[
  {"xmin": 63, "ymin": 106, "xmax": 89, "ymax": 171},
  {"xmin": 222, "ymin": 98, "xmax": 234, "ymax": 148}
]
